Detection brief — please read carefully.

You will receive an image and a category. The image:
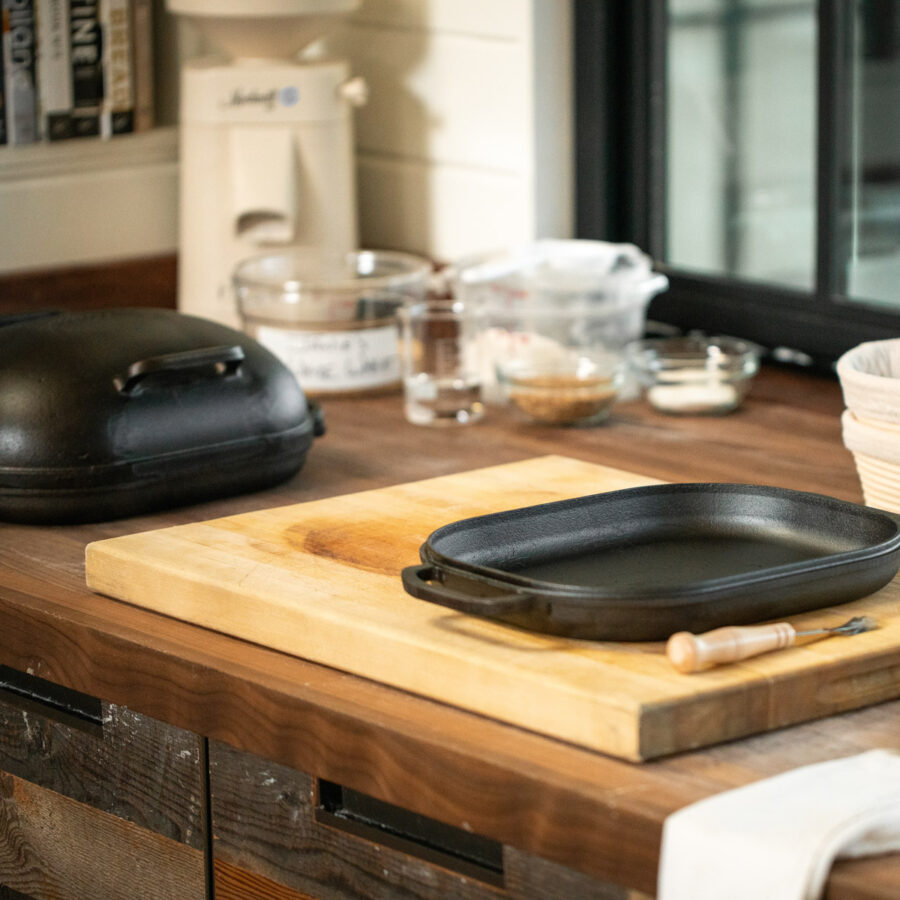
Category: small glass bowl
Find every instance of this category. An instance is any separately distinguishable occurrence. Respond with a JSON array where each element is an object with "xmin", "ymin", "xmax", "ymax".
[
  {"xmin": 625, "ymin": 336, "xmax": 761, "ymax": 415},
  {"xmin": 497, "ymin": 356, "xmax": 623, "ymax": 426}
]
